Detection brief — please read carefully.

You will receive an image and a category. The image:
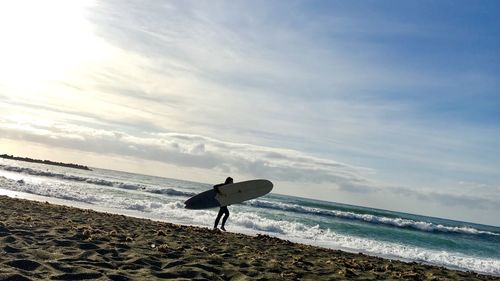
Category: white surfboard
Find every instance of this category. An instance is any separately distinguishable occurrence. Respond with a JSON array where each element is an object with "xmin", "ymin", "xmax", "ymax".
[{"xmin": 184, "ymin": 179, "xmax": 273, "ymax": 209}]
